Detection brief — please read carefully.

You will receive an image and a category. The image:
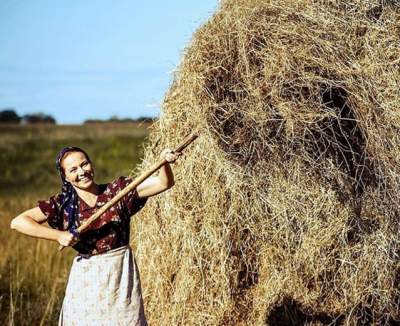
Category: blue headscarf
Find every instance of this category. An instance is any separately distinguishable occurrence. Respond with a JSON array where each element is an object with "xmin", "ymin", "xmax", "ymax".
[{"xmin": 55, "ymin": 146, "xmax": 91, "ymax": 234}]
